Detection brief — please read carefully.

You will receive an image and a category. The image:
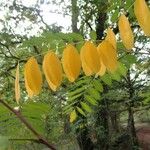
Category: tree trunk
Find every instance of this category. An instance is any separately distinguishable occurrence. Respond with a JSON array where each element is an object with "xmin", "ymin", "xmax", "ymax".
[
  {"xmin": 71, "ymin": 0, "xmax": 79, "ymax": 33},
  {"xmin": 96, "ymin": 12, "xmax": 107, "ymax": 40},
  {"xmin": 127, "ymin": 106, "xmax": 139, "ymax": 149},
  {"xmin": 126, "ymin": 70, "xmax": 139, "ymax": 149},
  {"xmin": 110, "ymin": 111, "xmax": 120, "ymax": 133},
  {"xmin": 95, "ymin": 99, "xmax": 110, "ymax": 150},
  {"xmin": 94, "ymin": 4, "xmax": 110, "ymax": 149}
]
